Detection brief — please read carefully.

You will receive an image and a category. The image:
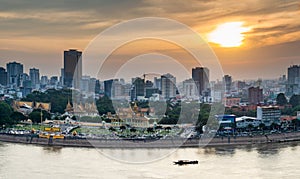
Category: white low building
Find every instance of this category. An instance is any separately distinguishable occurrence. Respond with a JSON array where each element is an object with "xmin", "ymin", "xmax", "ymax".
[
  {"xmin": 257, "ymin": 106, "xmax": 281, "ymax": 126},
  {"xmin": 236, "ymin": 116, "xmax": 262, "ymax": 128}
]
